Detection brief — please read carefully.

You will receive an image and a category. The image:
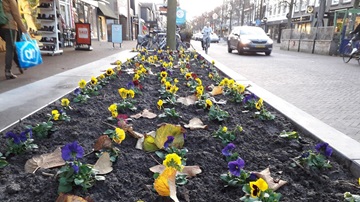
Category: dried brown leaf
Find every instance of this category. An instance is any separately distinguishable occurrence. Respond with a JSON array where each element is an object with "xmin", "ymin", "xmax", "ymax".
[
  {"xmin": 149, "ymin": 165, "xmax": 202, "ymax": 178},
  {"xmin": 55, "ymin": 193, "xmax": 89, "ymax": 202},
  {"xmin": 93, "ymin": 135, "xmax": 113, "ymax": 151},
  {"xmin": 177, "ymin": 95, "xmax": 197, "ymax": 106},
  {"xmin": 93, "ymin": 152, "xmax": 113, "ymax": 174},
  {"xmin": 183, "ymin": 117, "xmax": 207, "ymax": 130},
  {"xmin": 210, "ymin": 86, "xmax": 223, "ymax": 96},
  {"xmin": 127, "ymin": 127, "xmax": 144, "ymax": 139},
  {"xmin": 131, "ymin": 109, "xmax": 157, "ymax": 119},
  {"xmin": 25, "ymin": 147, "xmax": 65, "ymax": 173},
  {"xmin": 253, "ymin": 167, "xmax": 287, "ymax": 191}
]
